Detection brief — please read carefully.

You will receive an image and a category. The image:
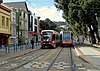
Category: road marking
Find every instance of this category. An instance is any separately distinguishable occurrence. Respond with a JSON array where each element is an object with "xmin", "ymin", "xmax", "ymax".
[
  {"xmin": 11, "ymin": 63, "xmax": 17, "ymax": 67},
  {"xmin": 76, "ymin": 63, "xmax": 83, "ymax": 67},
  {"xmin": 78, "ymin": 67, "xmax": 86, "ymax": 70},
  {"xmin": 4, "ymin": 66, "xmax": 11, "ymax": 68},
  {"xmin": 0, "ymin": 61, "xmax": 8, "ymax": 65},
  {"xmin": 24, "ymin": 61, "xmax": 50, "ymax": 69},
  {"xmin": 24, "ymin": 63, "xmax": 33, "ymax": 68},
  {"xmin": 53, "ymin": 62, "xmax": 70, "ymax": 70},
  {"xmin": 31, "ymin": 62, "xmax": 50, "ymax": 69},
  {"xmin": 35, "ymin": 56, "xmax": 44, "ymax": 60}
]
